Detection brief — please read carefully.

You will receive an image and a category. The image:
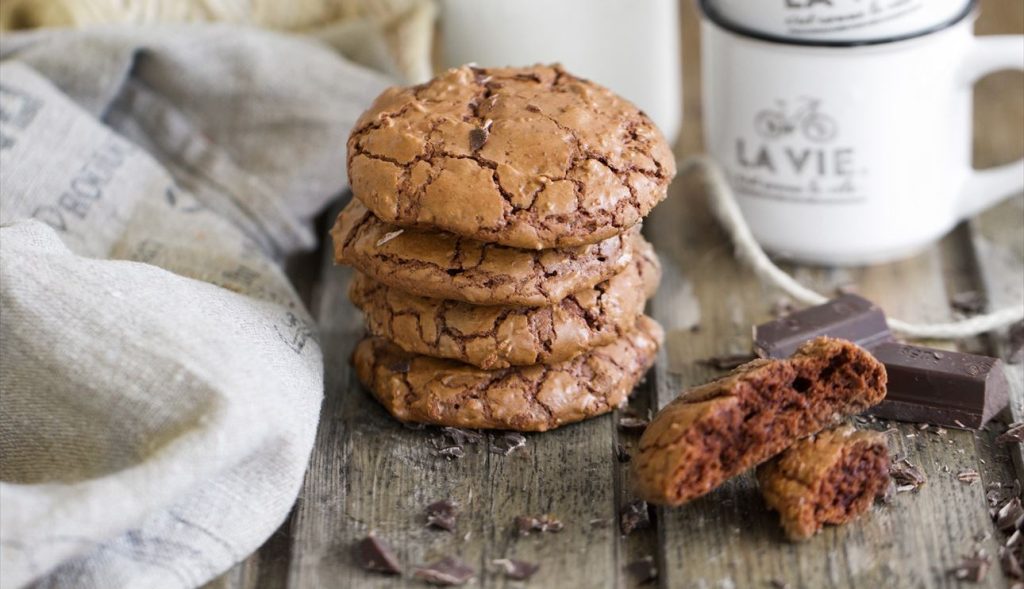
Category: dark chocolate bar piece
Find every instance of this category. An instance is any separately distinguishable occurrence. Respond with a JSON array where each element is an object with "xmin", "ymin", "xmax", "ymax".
[
  {"xmin": 754, "ymin": 295, "xmax": 893, "ymax": 359},
  {"xmin": 868, "ymin": 342, "xmax": 1009, "ymax": 429}
]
